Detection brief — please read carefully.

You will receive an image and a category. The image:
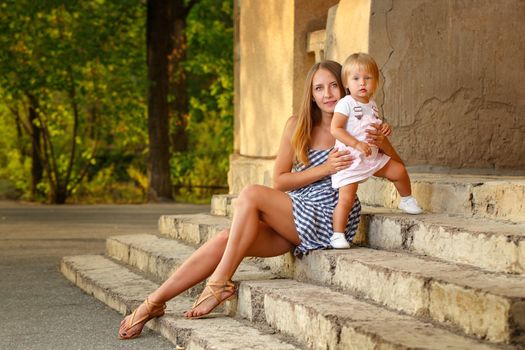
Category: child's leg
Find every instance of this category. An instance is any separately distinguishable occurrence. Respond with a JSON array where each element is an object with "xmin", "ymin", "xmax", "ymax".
[
  {"xmin": 333, "ymin": 183, "xmax": 359, "ymax": 232},
  {"xmin": 331, "ymin": 183, "xmax": 359, "ymax": 248},
  {"xmin": 373, "ymin": 159, "xmax": 411, "ymax": 196},
  {"xmin": 374, "ymin": 160, "xmax": 423, "ymax": 214}
]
